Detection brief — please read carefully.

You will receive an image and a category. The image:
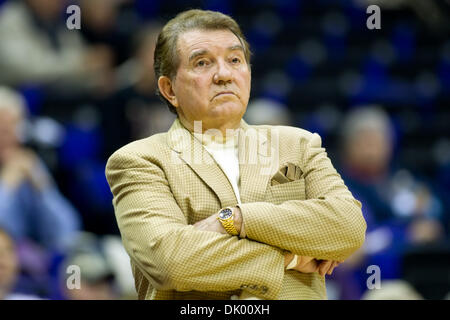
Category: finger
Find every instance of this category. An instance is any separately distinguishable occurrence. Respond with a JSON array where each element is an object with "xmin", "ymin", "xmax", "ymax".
[
  {"xmin": 193, "ymin": 223, "xmax": 203, "ymax": 230},
  {"xmin": 327, "ymin": 262, "xmax": 338, "ymax": 275},
  {"xmin": 318, "ymin": 260, "xmax": 332, "ymax": 276},
  {"xmin": 311, "ymin": 260, "xmax": 320, "ymax": 273},
  {"xmin": 199, "ymin": 224, "xmax": 214, "ymax": 232},
  {"xmin": 296, "ymin": 256, "xmax": 314, "ymax": 268},
  {"xmin": 297, "ymin": 260, "xmax": 319, "ymax": 273},
  {"xmin": 331, "ymin": 261, "xmax": 342, "ymax": 273},
  {"xmin": 193, "ymin": 221, "xmax": 207, "ymax": 229},
  {"xmin": 325, "ymin": 261, "xmax": 335, "ymax": 275}
]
